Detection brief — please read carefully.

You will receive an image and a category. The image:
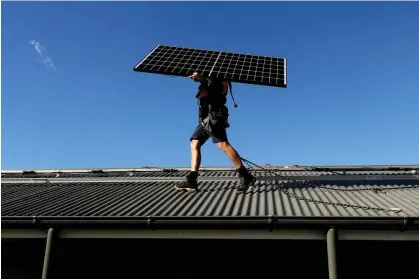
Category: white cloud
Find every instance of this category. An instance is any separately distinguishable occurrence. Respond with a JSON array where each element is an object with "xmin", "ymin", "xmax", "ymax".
[{"xmin": 30, "ymin": 40, "xmax": 56, "ymax": 70}]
